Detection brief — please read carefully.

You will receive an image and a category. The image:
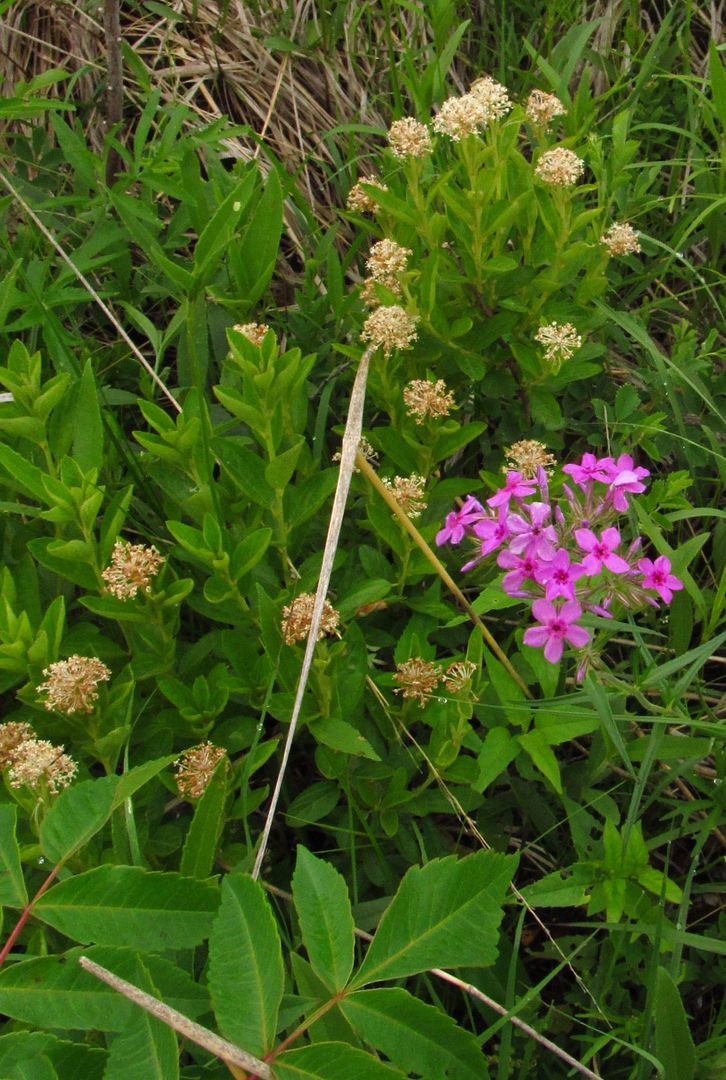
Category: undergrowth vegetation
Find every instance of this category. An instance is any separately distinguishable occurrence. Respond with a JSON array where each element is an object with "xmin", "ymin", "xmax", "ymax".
[{"xmin": 0, "ymin": 2, "xmax": 723, "ymax": 1078}]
